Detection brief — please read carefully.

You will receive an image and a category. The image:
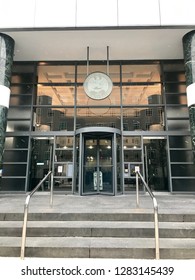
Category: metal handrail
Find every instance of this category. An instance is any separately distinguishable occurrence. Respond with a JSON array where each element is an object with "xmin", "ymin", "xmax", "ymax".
[
  {"xmin": 135, "ymin": 170, "xmax": 160, "ymax": 260},
  {"xmin": 20, "ymin": 171, "xmax": 53, "ymax": 259}
]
